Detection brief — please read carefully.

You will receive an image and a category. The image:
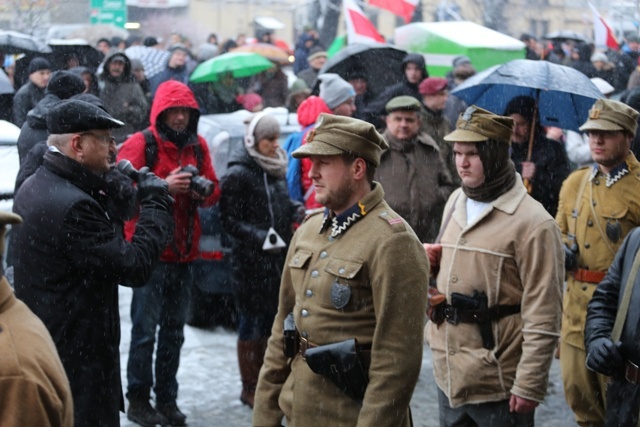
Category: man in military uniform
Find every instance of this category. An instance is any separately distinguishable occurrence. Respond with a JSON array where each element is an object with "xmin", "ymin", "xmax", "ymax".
[
  {"xmin": 424, "ymin": 106, "xmax": 563, "ymax": 426},
  {"xmin": 556, "ymin": 98, "xmax": 640, "ymax": 427},
  {"xmin": 253, "ymin": 114, "xmax": 429, "ymax": 427}
]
